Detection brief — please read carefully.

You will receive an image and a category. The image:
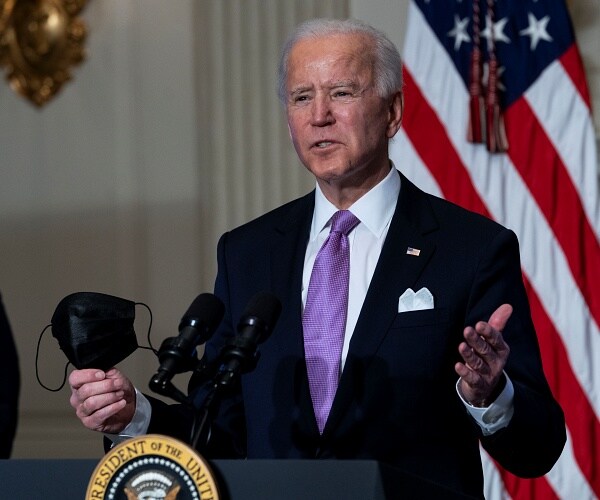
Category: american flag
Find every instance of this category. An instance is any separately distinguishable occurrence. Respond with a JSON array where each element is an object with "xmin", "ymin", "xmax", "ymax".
[
  {"xmin": 406, "ymin": 246, "xmax": 422, "ymax": 256},
  {"xmin": 390, "ymin": 1, "xmax": 599, "ymax": 498}
]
